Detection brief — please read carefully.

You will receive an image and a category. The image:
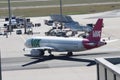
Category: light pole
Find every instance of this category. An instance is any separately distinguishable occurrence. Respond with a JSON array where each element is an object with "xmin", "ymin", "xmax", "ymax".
[
  {"xmin": 8, "ymin": 0, "xmax": 12, "ymax": 34},
  {"xmin": 0, "ymin": 50, "xmax": 2, "ymax": 80},
  {"xmin": 60, "ymin": 0, "xmax": 63, "ymax": 17},
  {"xmin": 24, "ymin": 18, "xmax": 27, "ymax": 34},
  {"xmin": 60, "ymin": 0, "xmax": 63, "ymax": 29}
]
